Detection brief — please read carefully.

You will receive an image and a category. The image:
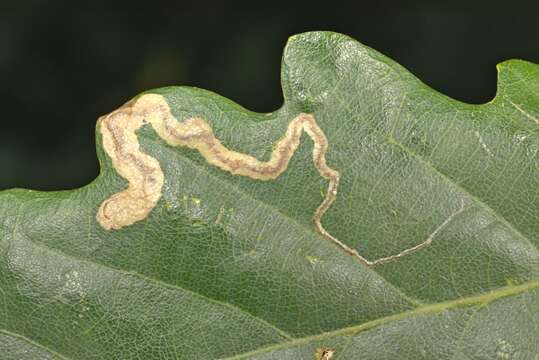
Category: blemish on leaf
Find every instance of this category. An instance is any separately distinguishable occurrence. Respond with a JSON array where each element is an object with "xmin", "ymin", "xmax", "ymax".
[
  {"xmin": 505, "ymin": 278, "xmax": 518, "ymax": 286},
  {"xmin": 191, "ymin": 220, "xmax": 207, "ymax": 228},
  {"xmin": 319, "ymin": 185, "xmax": 326, "ymax": 198},
  {"xmin": 164, "ymin": 201, "xmax": 174, "ymax": 211},
  {"xmin": 244, "ymin": 249, "xmax": 257, "ymax": 257},
  {"xmin": 97, "ymin": 93, "xmax": 464, "ymax": 267},
  {"xmin": 214, "ymin": 206, "xmax": 225, "ymax": 225},
  {"xmin": 306, "ymin": 255, "xmax": 320, "ymax": 265},
  {"xmin": 496, "ymin": 339, "xmax": 514, "ymax": 359},
  {"xmin": 97, "ymin": 94, "xmax": 341, "ymax": 239},
  {"xmin": 315, "ymin": 347, "xmax": 335, "ymax": 360}
]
